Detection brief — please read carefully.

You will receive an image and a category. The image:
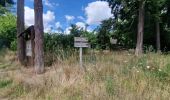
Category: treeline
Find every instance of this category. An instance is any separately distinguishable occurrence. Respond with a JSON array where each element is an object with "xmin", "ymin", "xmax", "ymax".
[
  {"xmin": 101, "ymin": 0, "xmax": 170, "ymax": 54},
  {"xmin": 37, "ymin": 0, "xmax": 170, "ymax": 53}
]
